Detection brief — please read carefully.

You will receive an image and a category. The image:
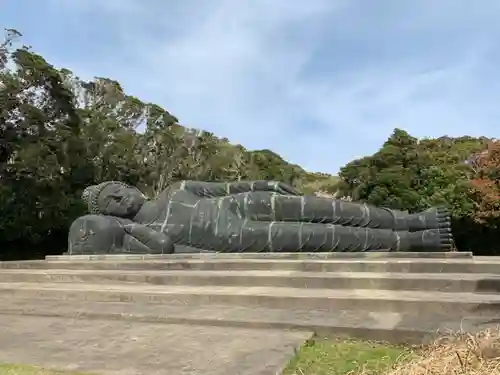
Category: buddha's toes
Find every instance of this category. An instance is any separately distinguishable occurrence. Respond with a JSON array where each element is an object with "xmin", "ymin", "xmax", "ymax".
[
  {"xmin": 407, "ymin": 206, "xmax": 452, "ymax": 232},
  {"xmin": 419, "ymin": 227, "xmax": 453, "ymax": 251}
]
